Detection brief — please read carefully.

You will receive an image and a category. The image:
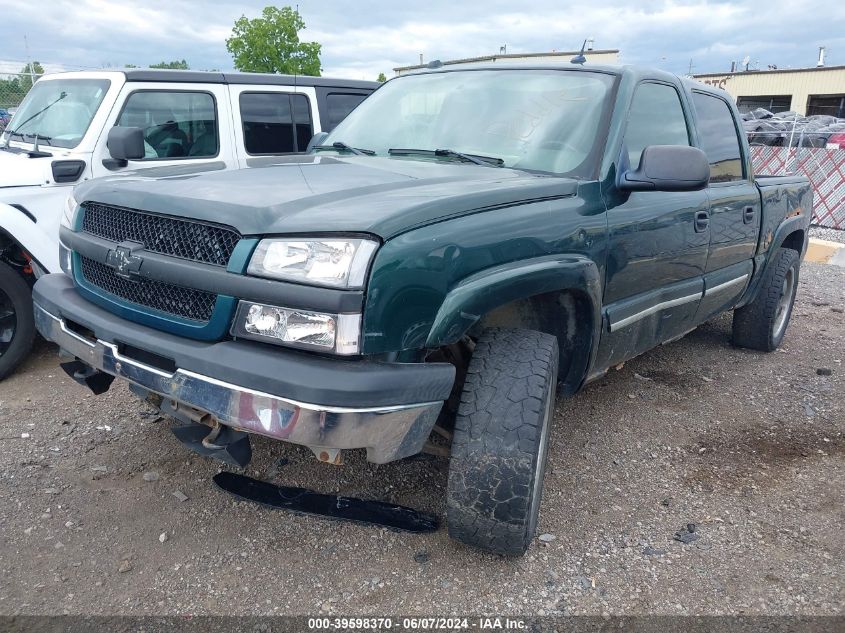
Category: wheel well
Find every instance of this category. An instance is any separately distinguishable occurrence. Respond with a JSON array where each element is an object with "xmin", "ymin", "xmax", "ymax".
[
  {"xmin": 0, "ymin": 230, "xmax": 35, "ymax": 285},
  {"xmin": 473, "ymin": 289, "xmax": 594, "ymax": 393},
  {"xmin": 780, "ymin": 229, "xmax": 804, "ymax": 255}
]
